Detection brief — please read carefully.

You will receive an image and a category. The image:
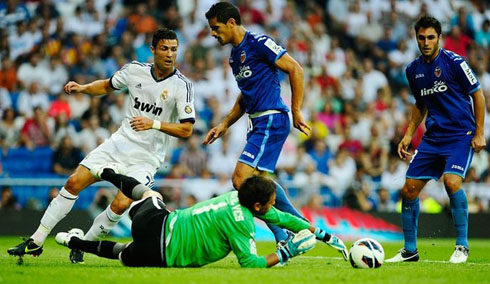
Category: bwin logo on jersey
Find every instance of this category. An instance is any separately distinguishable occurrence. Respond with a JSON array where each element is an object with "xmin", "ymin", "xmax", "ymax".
[
  {"xmin": 235, "ymin": 65, "xmax": 252, "ymax": 81},
  {"xmin": 133, "ymin": 97, "xmax": 162, "ymax": 115},
  {"xmin": 420, "ymin": 81, "xmax": 448, "ymax": 97}
]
